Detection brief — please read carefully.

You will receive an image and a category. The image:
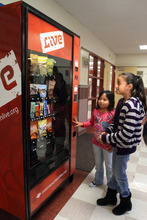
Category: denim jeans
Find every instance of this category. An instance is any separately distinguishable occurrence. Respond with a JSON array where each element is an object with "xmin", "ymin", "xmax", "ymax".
[
  {"xmin": 108, "ymin": 147, "xmax": 130, "ymax": 197},
  {"xmin": 93, "ymin": 144, "xmax": 112, "ymax": 185}
]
